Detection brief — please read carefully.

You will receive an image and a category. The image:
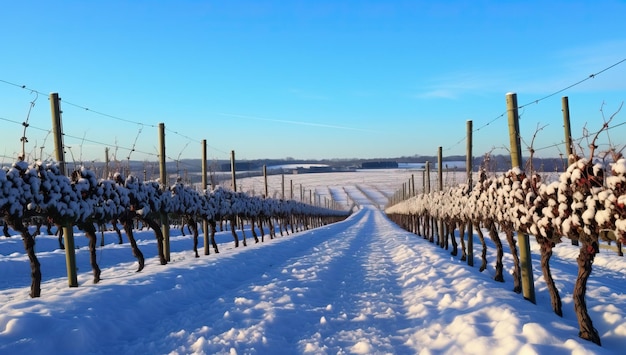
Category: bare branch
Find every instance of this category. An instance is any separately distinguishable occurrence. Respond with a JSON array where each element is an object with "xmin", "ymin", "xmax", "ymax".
[
  {"xmin": 588, "ymin": 102, "xmax": 620, "ymax": 160},
  {"xmin": 605, "ymin": 102, "xmax": 625, "ymax": 162},
  {"xmin": 524, "ymin": 123, "xmax": 548, "ymax": 173}
]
